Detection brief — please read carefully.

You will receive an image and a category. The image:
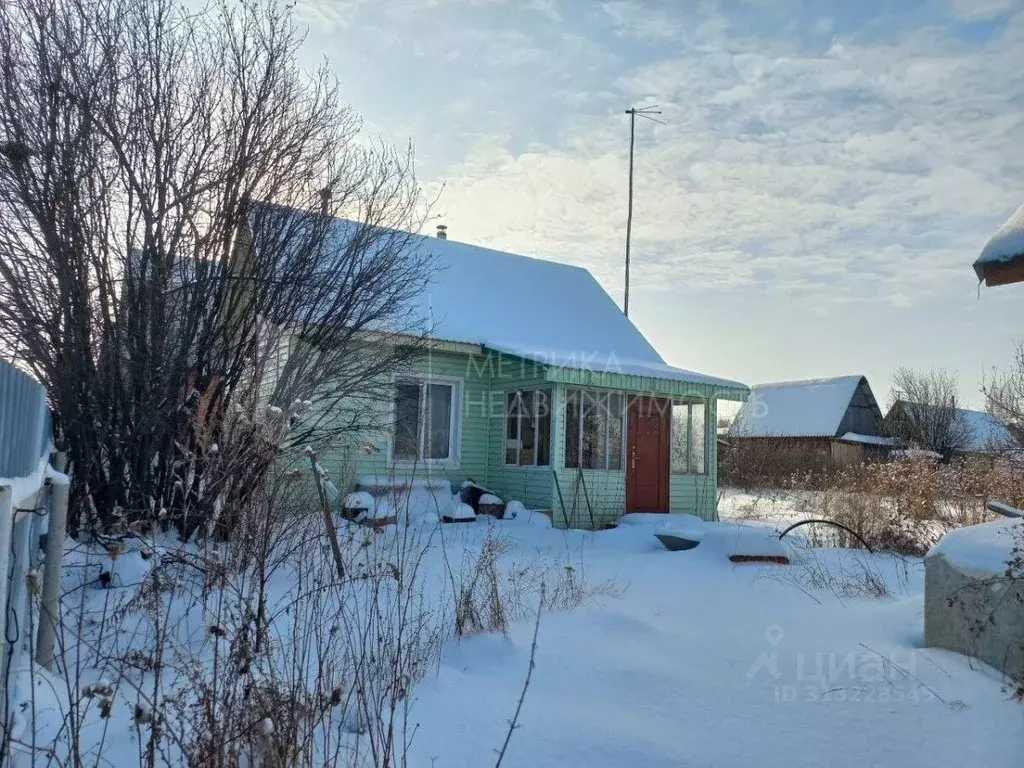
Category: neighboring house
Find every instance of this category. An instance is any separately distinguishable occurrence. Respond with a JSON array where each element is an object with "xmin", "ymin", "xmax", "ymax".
[
  {"xmin": 974, "ymin": 201, "xmax": 1024, "ymax": 286},
  {"xmin": 283, "ymin": 211, "xmax": 749, "ymax": 529},
  {"xmin": 727, "ymin": 375, "xmax": 893, "ymax": 467},
  {"xmin": 883, "ymin": 401, "xmax": 1019, "ymax": 463}
]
